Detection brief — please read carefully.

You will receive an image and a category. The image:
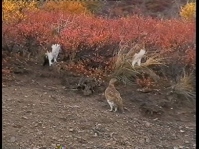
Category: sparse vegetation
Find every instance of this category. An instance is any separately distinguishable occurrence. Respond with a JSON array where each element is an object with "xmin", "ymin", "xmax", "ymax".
[
  {"xmin": 2, "ymin": 1, "xmax": 196, "ymax": 148},
  {"xmin": 2, "ymin": 0, "xmax": 195, "ymax": 96}
]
